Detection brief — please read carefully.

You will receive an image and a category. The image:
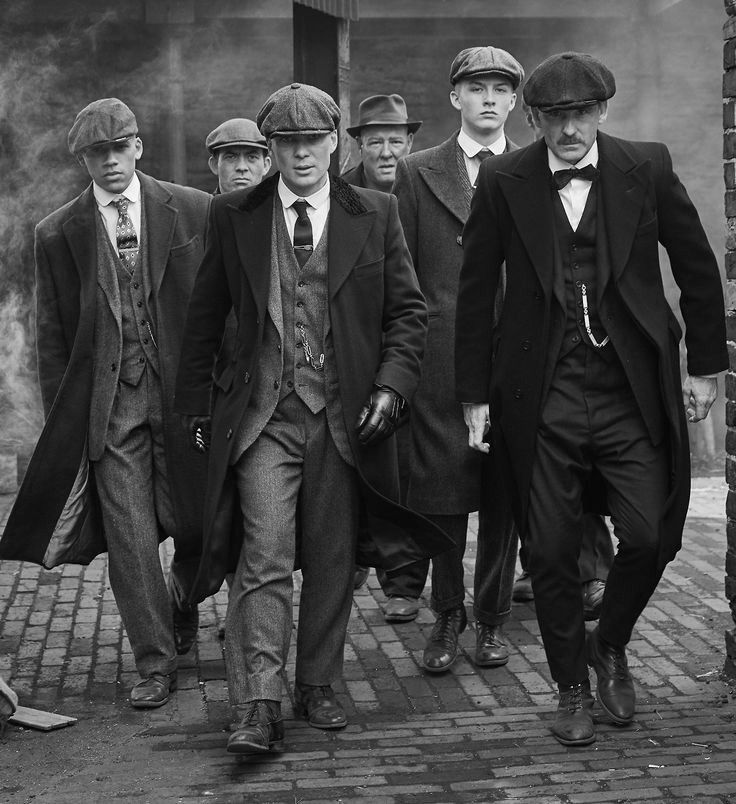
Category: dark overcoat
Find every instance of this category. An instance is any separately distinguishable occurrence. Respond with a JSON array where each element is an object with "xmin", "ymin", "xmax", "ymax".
[
  {"xmin": 455, "ymin": 132, "xmax": 728, "ymax": 566},
  {"xmin": 391, "ymin": 132, "xmax": 517, "ymax": 515},
  {"xmin": 0, "ymin": 171, "xmax": 211, "ymax": 575},
  {"xmin": 174, "ymin": 173, "xmax": 453, "ymax": 603}
]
